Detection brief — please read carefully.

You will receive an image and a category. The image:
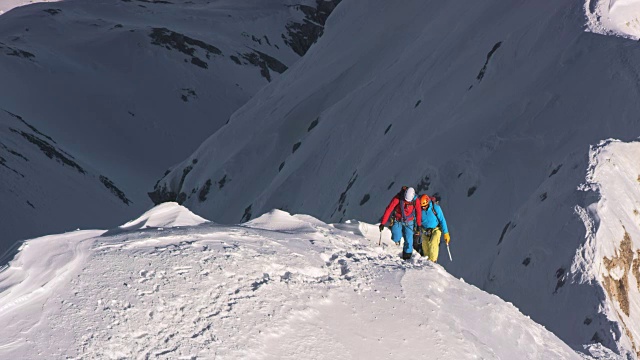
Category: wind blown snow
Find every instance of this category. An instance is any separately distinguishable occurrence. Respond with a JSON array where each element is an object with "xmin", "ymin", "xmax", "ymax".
[
  {"xmin": 585, "ymin": 0, "xmax": 640, "ymax": 39},
  {"xmin": 0, "ymin": 203, "xmax": 582, "ymax": 359},
  {"xmin": 0, "ymin": 0, "xmax": 58, "ymax": 15},
  {"xmin": 576, "ymin": 140, "xmax": 640, "ymax": 358}
]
